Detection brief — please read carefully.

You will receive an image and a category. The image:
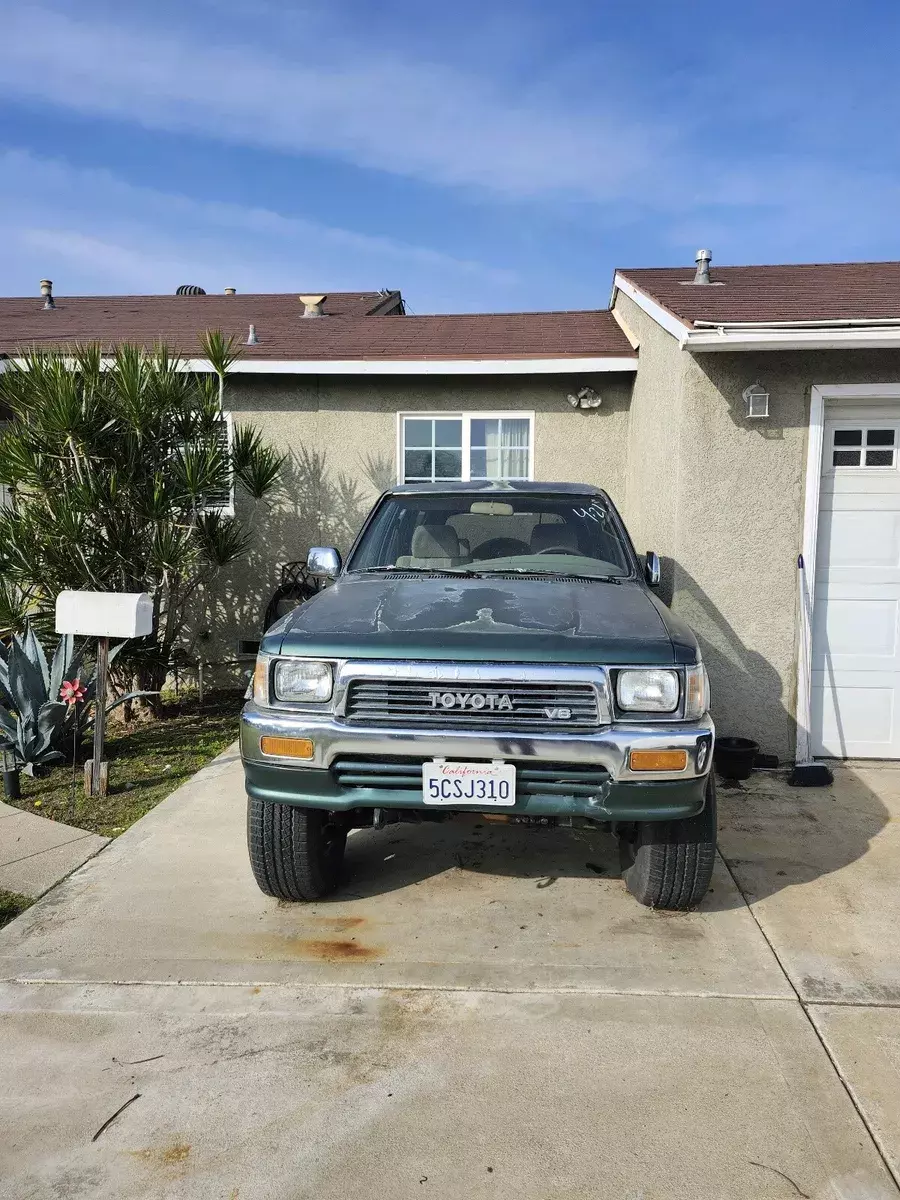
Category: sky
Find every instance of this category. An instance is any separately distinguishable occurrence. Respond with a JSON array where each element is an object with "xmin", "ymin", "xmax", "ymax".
[{"xmin": 2, "ymin": 0, "xmax": 900, "ymax": 313}]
